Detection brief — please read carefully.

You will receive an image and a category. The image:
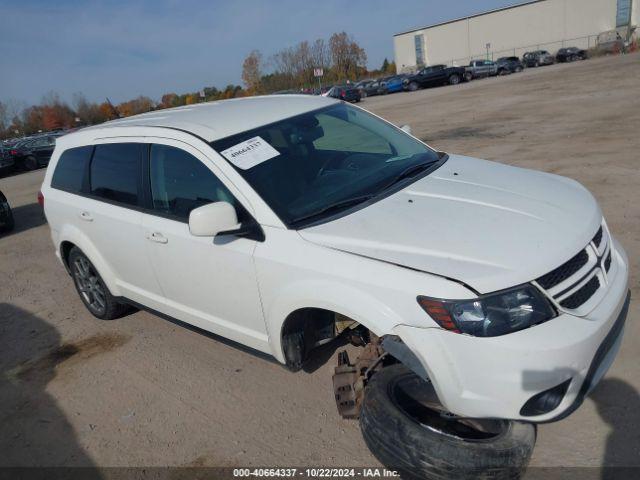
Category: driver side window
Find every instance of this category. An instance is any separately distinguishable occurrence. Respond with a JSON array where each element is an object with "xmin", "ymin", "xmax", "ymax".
[{"xmin": 149, "ymin": 144, "xmax": 236, "ymax": 221}]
